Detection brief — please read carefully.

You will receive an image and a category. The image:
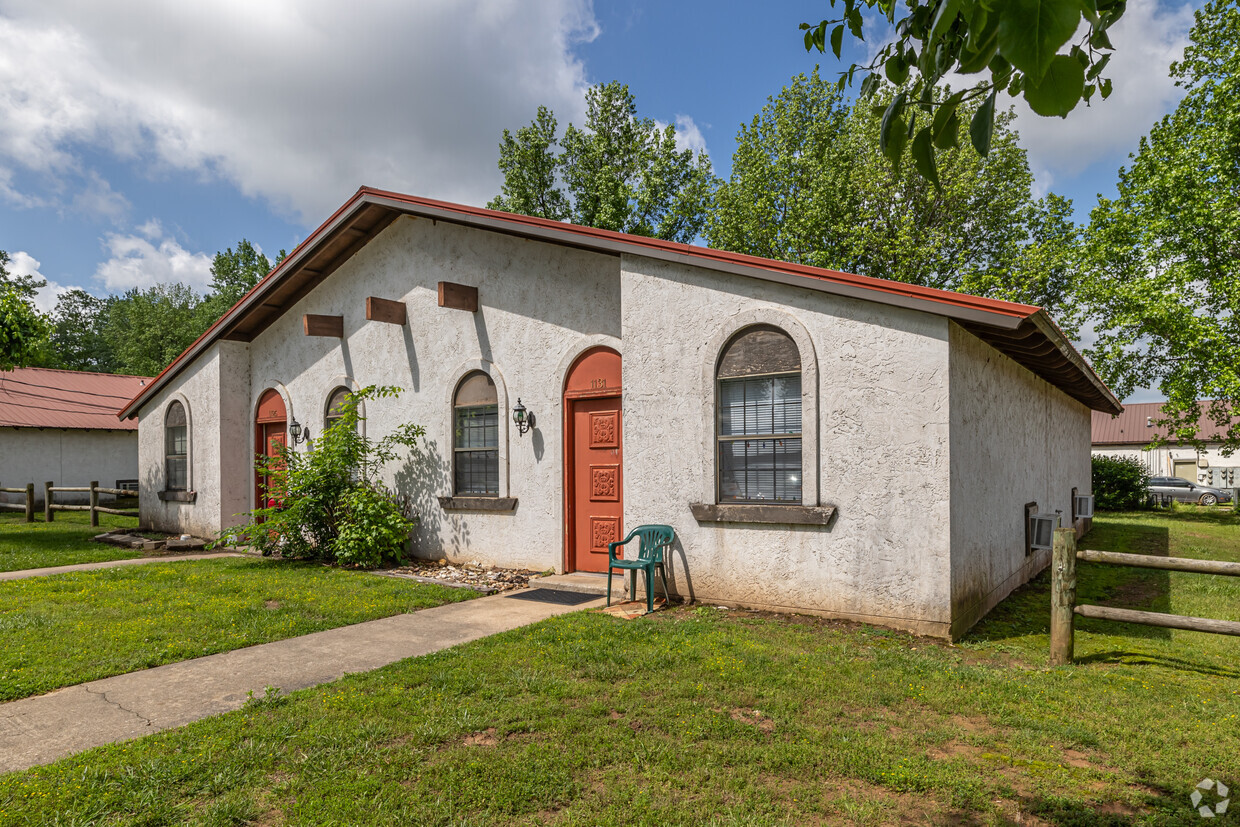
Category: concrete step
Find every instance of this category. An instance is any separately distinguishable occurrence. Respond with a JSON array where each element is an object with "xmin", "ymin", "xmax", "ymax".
[{"xmin": 537, "ymin": 571, "xmax": 649, "ymax": 598}]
